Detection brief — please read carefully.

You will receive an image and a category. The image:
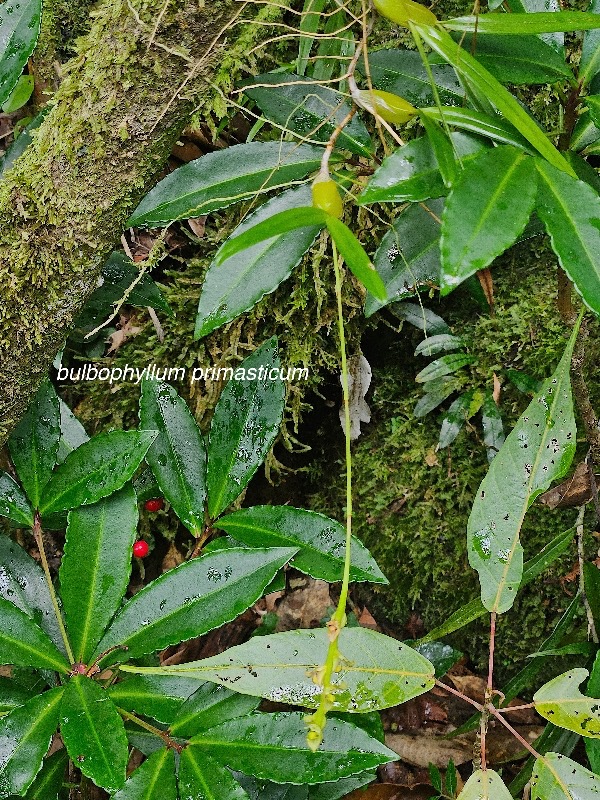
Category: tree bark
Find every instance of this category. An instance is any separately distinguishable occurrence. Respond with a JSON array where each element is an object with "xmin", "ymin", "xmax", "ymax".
[{"xmin": 0, "ymin": 0, "xmax": 249, "ymax": 443}]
